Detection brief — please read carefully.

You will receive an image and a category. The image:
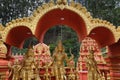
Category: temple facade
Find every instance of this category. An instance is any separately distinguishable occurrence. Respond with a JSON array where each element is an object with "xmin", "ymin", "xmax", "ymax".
[{"xmin": 0, "ymin": 0, "xmax": 120, "ymax": 80}]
